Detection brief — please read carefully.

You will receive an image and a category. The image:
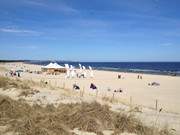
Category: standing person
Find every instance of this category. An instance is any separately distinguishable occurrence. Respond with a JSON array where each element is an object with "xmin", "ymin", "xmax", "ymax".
[
  {"xmin": 118, "ymin": 74, "xmax": 121, "ymax": 79},
  {"xmin": 18, "ymin": 72, "xmax": 20, "ymax": 77}
]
